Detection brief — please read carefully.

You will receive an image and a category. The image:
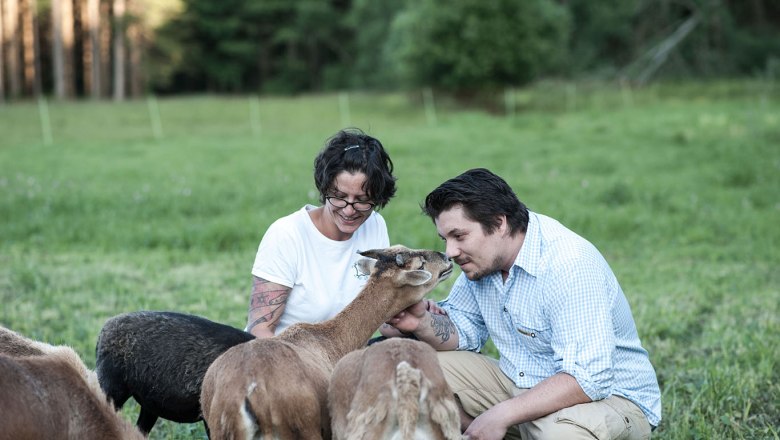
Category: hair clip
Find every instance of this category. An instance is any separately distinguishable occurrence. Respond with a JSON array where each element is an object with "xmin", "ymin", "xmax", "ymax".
[{"xmin": 344, "ymin": 145, "xmax": 361, "ymax": 151}]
